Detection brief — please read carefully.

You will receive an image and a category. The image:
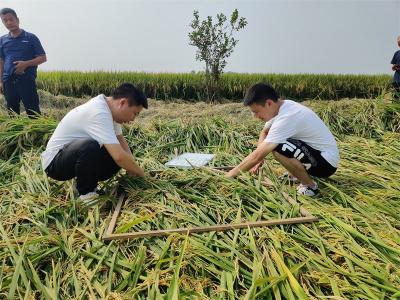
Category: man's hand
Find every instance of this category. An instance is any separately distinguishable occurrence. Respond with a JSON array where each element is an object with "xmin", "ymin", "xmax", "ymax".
[
  {"xmin": 13, "ymin": 61, "xmax": 28, "ymax": 74},
  {"xmin": 224, "ymin": 142, "xmax": 277, "ymax": 178},
  {"xmin": 0, "ymin": 82, "xmax": 3, "ymax": 94},
  {"xmin": 225, "ymin": 169, "xmax": 237, "ymax": 178},
  {"xmin": 127, "ymin": 170, "xmax": 139, "ymax": 176},
  {"xmin": 226, "ymin": 160, "xmax": 263, "ymax": 177},
  {"xmin": 250, "ymin": 161, "xmax": 263, "ymax": 175},
  {"xmin": 104, "ymin": 143, "xmax": 145, "ymax": 176}
]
